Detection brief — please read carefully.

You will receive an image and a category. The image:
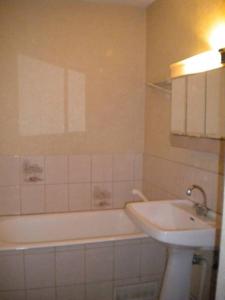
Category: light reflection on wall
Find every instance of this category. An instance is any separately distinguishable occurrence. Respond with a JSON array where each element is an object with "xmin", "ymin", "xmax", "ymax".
[
  {"xmin": 68, "ymin": 70, "xmax": 86, "ymax": 132},
  {"xmin": 18, "ymin": 55, "xmax": 86, "ymax": 136}
]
